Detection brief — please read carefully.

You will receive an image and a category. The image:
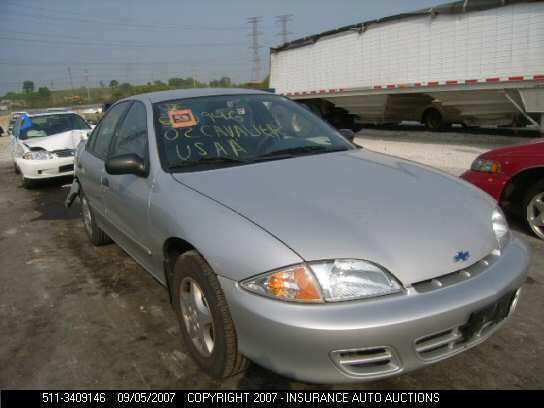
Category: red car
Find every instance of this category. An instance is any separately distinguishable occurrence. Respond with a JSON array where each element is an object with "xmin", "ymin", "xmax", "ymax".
[{"xmin": 461, "ymin": 138, "xmax": 544, "ymax": 240}]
